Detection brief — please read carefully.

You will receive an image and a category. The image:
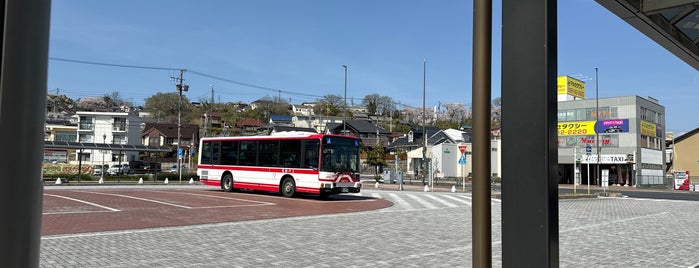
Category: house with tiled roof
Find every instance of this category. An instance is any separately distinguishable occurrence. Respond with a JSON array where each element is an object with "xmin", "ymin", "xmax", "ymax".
[
  {"xmin": 326, "ymin": 119, "xmax": 391, "ymax": 147},
  {"xmin": 141, "ymin": 123, "xmax": 200, "ymax": 148},
  {"xmin": 235, "ymin": 119, "xmax": 264, "ymax": 132}
]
